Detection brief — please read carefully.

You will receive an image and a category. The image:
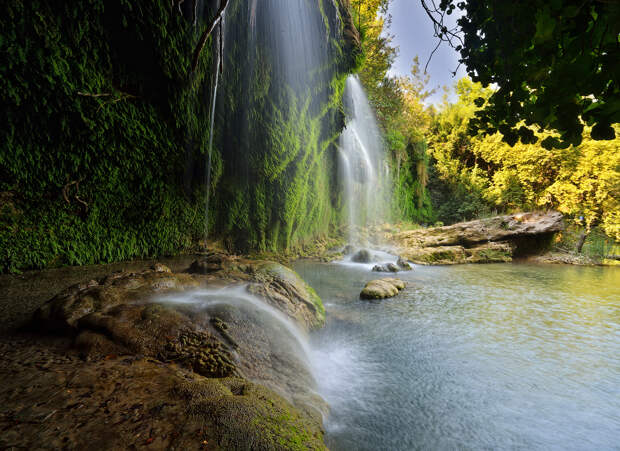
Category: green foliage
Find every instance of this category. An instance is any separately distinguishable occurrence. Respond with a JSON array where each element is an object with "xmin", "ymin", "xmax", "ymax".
[
  {"xmin": 0, "ymin": 0, "xmax": 214, "ymax": 272},
  {"xmin": 555, "ymin": 225, "xmax": 620, "ymax": 260},
  {"xmin": 0, "ymin": 0, "xmax": 359, "ymax": 272},
  {"xmin": 427, "ymin": 77, "xmax": 620, "ymax": 243},
  {"xmin": 432, "ymin": 0, "xmax": 620, "ymax": 148}
]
